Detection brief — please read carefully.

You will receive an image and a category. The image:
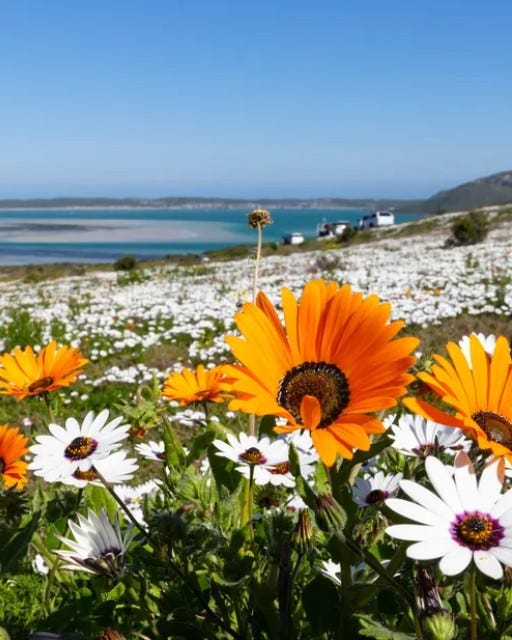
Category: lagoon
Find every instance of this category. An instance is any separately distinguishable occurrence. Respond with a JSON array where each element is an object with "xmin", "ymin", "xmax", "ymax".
[{"xmin": 0, "ymin": 207, "xmax": 425, "ymax": 265}]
